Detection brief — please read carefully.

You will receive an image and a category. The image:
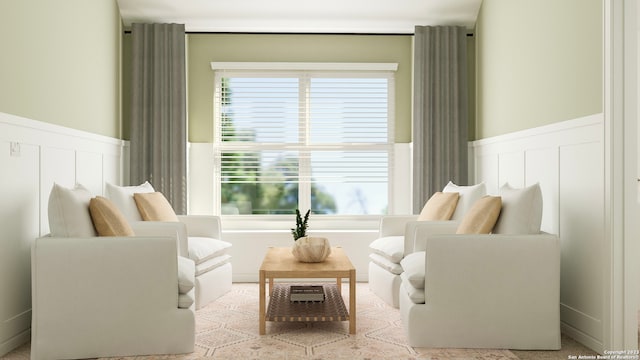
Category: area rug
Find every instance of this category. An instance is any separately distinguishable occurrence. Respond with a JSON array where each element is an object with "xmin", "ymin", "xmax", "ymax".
[{"xmin": 2, "ymin": 283, "xmax": 599, "ymax": 359}]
